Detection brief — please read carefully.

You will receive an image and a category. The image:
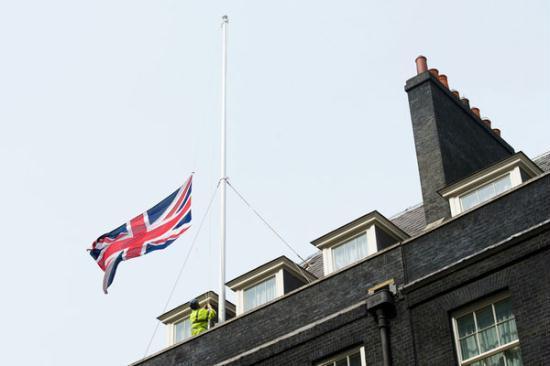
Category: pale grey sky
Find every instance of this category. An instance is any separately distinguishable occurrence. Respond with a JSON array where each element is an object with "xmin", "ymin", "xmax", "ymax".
[{"xmin": 1, "ymin": 1, "xmax": 548, "ymax": 365}]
